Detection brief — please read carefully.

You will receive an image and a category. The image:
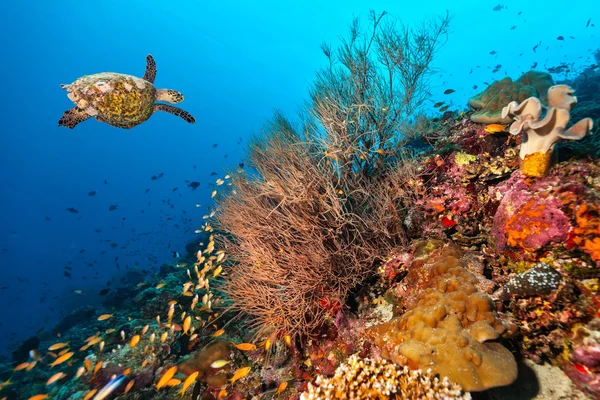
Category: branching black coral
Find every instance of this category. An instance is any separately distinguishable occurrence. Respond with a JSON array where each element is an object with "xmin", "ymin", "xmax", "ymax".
[{"xmin": 215, "ymin": 11, "xmax": 449, "ymax": 342}]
